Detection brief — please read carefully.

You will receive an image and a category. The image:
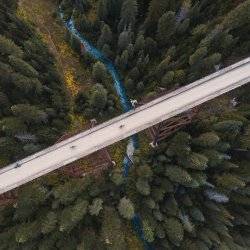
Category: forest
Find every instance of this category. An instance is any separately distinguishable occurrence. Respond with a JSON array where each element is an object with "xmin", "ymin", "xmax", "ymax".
[
  {"xmin": 0, "ymin": 0, "xmax": 70, "ymax": 165},
  {"xmin": 0, "ymin": 0, "xmax": 250, "ymax": 249}
]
